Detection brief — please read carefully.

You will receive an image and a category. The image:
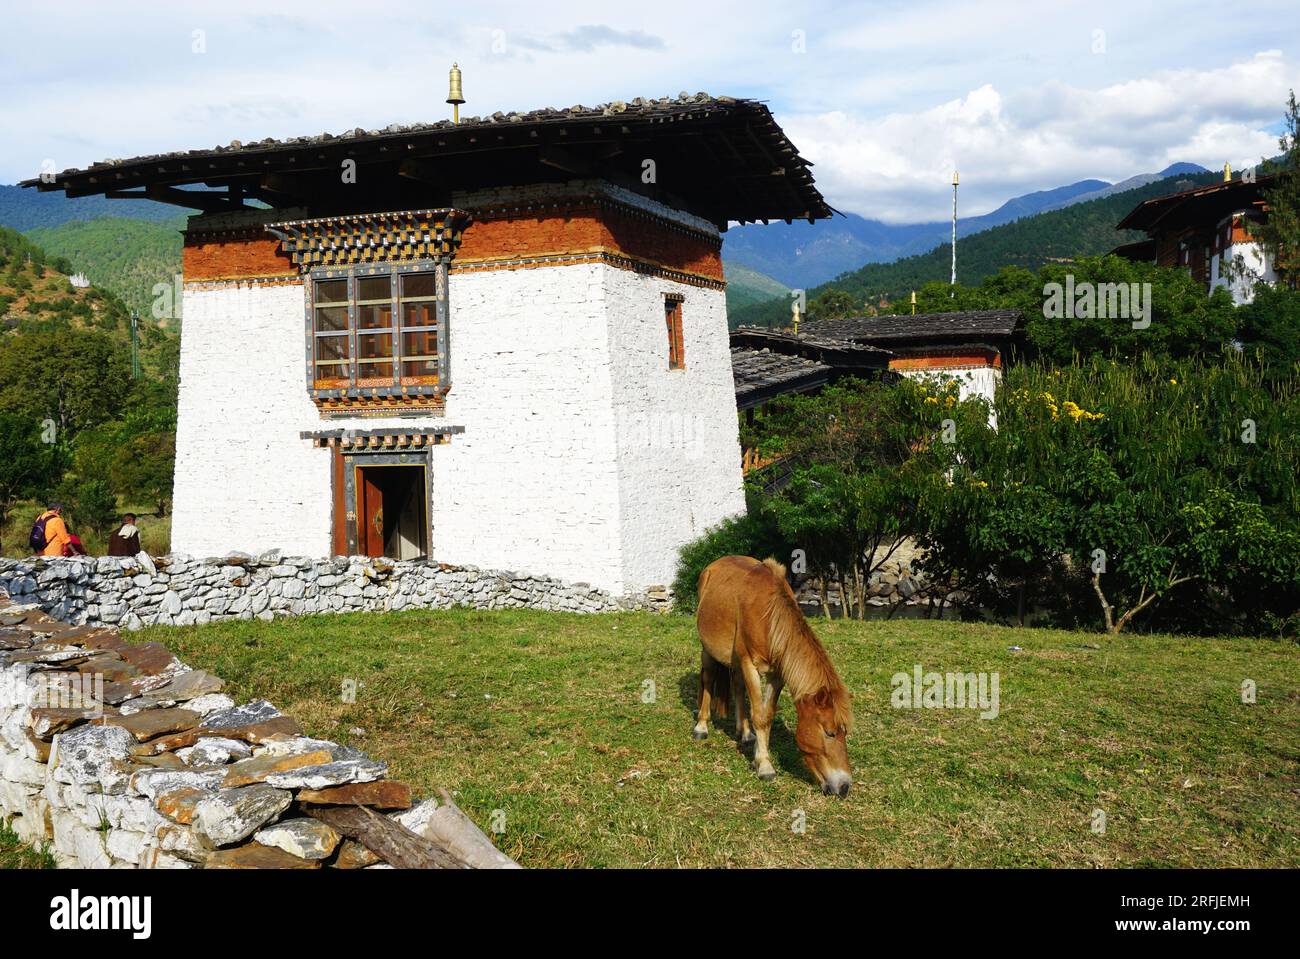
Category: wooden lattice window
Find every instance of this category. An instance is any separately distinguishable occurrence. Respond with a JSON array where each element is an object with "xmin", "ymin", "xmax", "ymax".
[
  {"xmin": 307, "ymin": 262, "xmax": 447, "ymax": 398},
  {"xmin": 665, "ymin": 296, "xmax": 685, "ymax": 370}
]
